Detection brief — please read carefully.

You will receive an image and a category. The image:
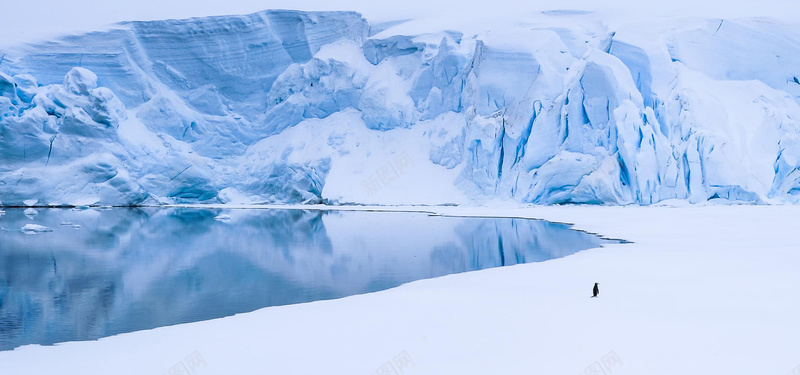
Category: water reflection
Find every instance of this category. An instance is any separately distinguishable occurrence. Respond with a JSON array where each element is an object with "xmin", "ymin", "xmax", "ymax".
[{"xmin": 0, "ymin": 208, "xmax": 618, "ymax": 351}]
